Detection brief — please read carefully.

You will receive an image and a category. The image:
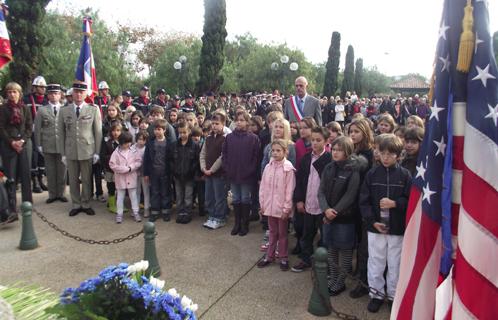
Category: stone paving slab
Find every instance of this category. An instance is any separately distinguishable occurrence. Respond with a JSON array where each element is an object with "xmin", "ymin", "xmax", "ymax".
[{"xmin": 0, "ymin": 192, "xmax": 390, "ymax": 319}]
